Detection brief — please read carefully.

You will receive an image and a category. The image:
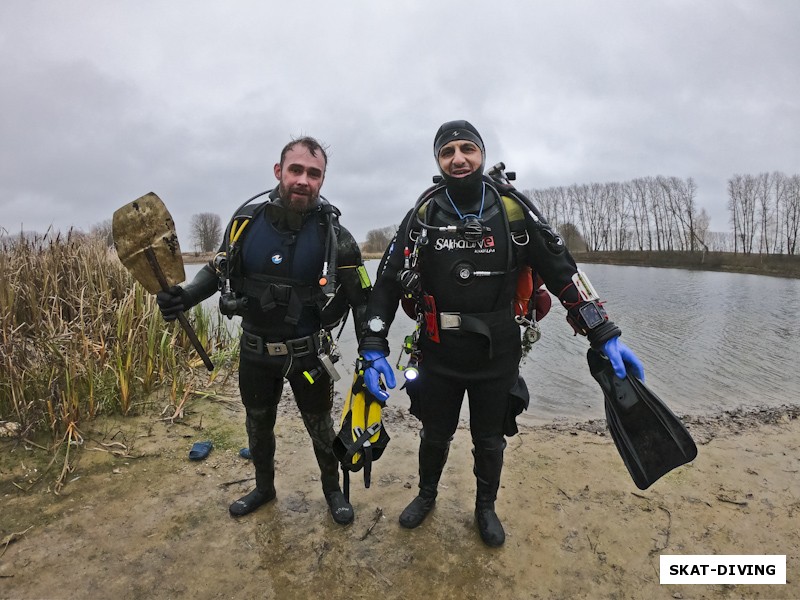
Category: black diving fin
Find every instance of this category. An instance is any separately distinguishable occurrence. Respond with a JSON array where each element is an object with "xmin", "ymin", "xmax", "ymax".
[
  {"xmin": 332, "ymin": 368, "xmax": 390, "ymax": 500},
  {"xmin": 587, "ymin": 348, "xmax": 697, "ymax": 490}
]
